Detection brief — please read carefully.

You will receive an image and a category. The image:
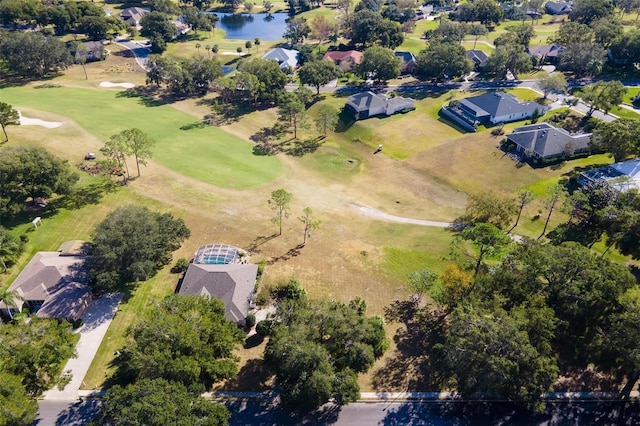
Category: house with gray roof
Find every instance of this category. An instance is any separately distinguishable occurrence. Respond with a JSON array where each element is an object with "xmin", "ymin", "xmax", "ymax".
[
  {"xmin": 120, "ymin": 7, "xmax": 150, "ymax": 27},
  {"xmin": 441, "ymin": 91, "xmax": 548, "ymax": 131},
  {"xmin": 345, "ymin": 91, "xmax": 416, "ymax": 120},
  {"xmin": 466, "ymin": 50, "xmax": 489, "ymax": 71},
  {"xmin": 178, "ymin": 263, "xmax": 257, "ymax": 325},
  {"xmin": 528, "ymin": 44, "xmax": 564, "ymax": 64},
  {"xmin": 545, "ymin": 1, "xmax": 573, "ymax": 15},
  {"xmin": 262, "ymin": 47, "xmax": 299, "ymax": 71},
  {"xmin": 0, "ymin": 242, "xmax": 91, "ymax": 321},
  {"xmin": 506, "ymin": 122, "xmax": 591, "ymax": 160},
  {"xmin": 394, "ymin": 51, "xmax": 417, "ymax": 74}
]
